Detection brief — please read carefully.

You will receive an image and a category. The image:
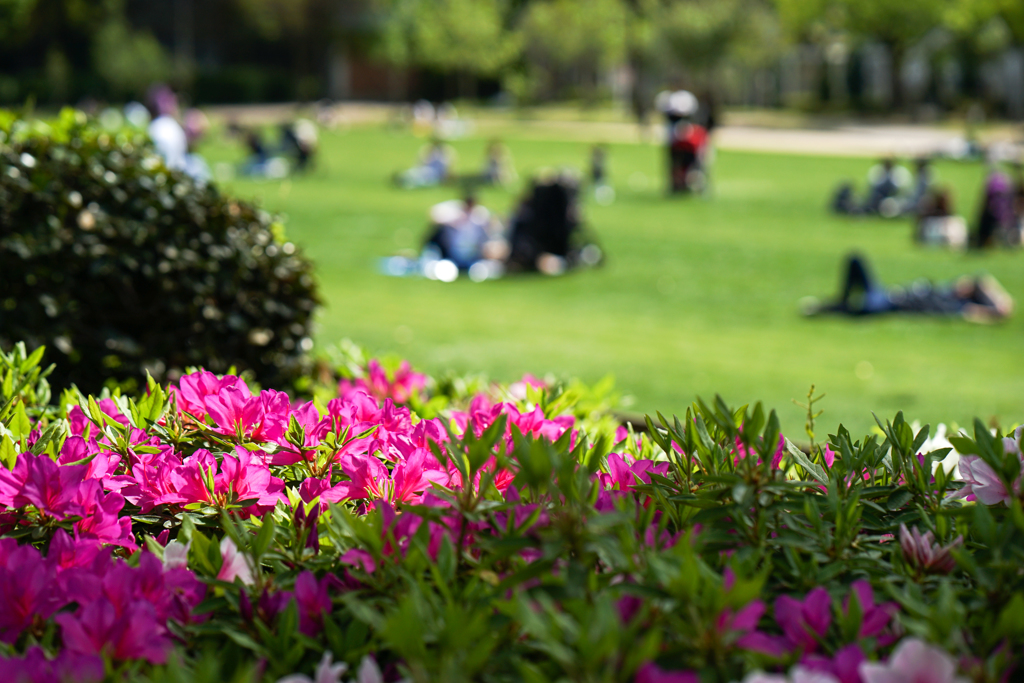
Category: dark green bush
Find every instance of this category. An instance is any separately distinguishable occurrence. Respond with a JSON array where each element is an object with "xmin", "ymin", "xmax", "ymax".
[{"xmin": 0, "ymin": 109, "xmax": 320, "ymax": 394}]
